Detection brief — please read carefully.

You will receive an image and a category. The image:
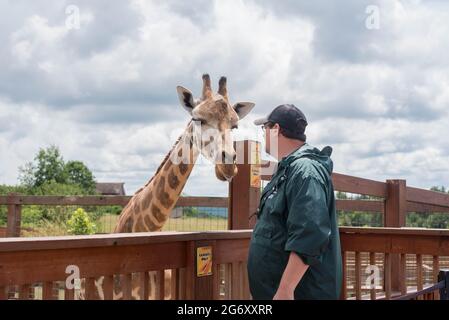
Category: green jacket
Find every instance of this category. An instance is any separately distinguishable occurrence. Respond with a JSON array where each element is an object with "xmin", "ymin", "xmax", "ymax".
[{"xmin": 247, "ymin": 143, "xmax": 342, "ymax": 300}]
